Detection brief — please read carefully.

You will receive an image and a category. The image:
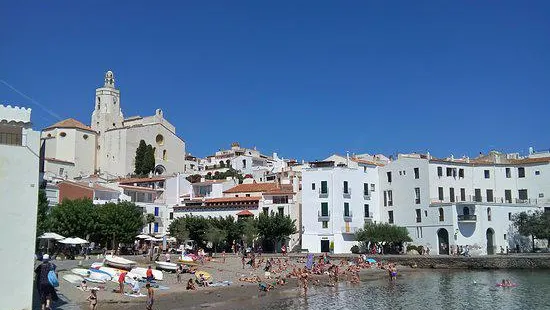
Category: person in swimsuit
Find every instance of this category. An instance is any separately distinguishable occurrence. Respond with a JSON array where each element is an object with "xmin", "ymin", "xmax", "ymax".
[
  {"xmin": 146, "ymin": 283, "xmax": 154, "ymax": 310},
  {"xmin": 391, "ymin": 265, "xmax": 398, "ymax": 281},
  {"xmin": 86, "ymin": 288, "xmax": 98, "ymax": 310}
]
